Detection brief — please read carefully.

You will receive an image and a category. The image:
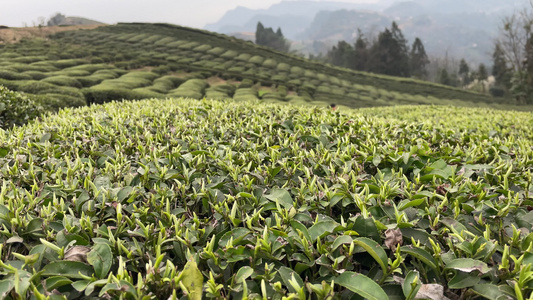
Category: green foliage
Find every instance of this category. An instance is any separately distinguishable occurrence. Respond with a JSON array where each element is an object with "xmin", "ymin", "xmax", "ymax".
[
  {"xmin": 0, "ymin": 99, "xmax": 532, "ymax": 299},
  {"xmin": 255, "ymin": 22, "xmax": 290, "ymax": 52},
  {"xmin": 0, "ymin": 86, "xmax": 42, "ymax": 128}
]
